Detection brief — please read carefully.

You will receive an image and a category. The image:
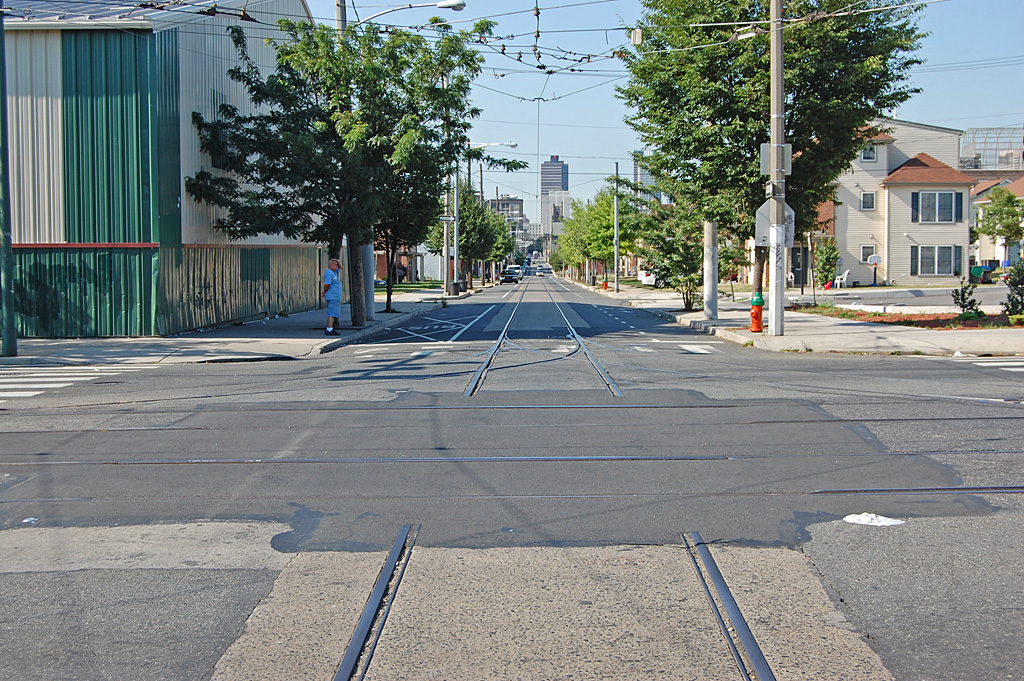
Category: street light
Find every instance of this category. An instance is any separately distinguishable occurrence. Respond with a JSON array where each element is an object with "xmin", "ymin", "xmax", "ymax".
[
  {"xmin": 355, "ymin": 0, "xmax": 466, "ymax": 26},
  {"xmin": 453, "ymin": 142, "xmax": 517, "ymax": 292}
]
